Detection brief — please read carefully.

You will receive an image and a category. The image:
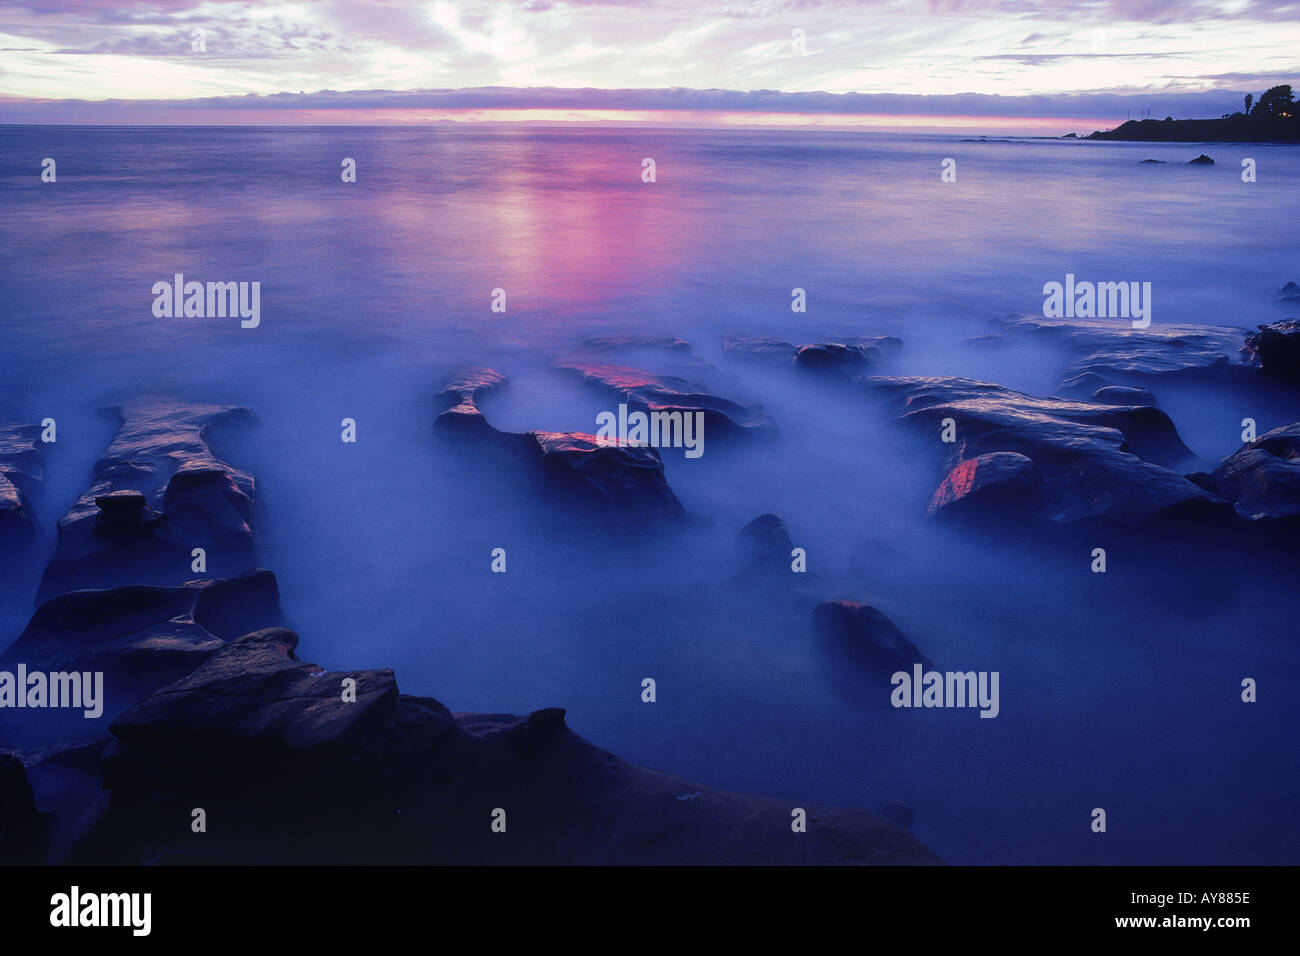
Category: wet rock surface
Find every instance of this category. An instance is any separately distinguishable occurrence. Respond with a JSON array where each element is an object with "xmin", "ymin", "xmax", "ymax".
[
  {"xmin": 3, "ymin": 570, "xmax": 283, "ymax": 713},
  {"xmin": 870, "ymin": 376, "xmax": 1231, "ymax": 527},
  {"xmin": 991, "ymin": 315, "xmax": 1250, "ymax": 392},
  {"xmin": 66, "ymin": 627, "xmax": 939, "ymax": 865},
  {"xmin": 0, "ymin": 422, "xmax": 43, "ymax": 555},
  {"xmin": 554, "ymin": 361, "xmax": 776, "ymax": 440},
  {"xmin": 436, "ymin": 368, "xmax": 687, "ymax": 524},
  {"xmin": 36, "ymin": 397, "xmax": 257, "ymax": 604},
  {"xmin": 815, "ymin": 601, "xmax": 935, "ymax": 673},
  {"xmin": 1206, "ymin": 422, "xmax": 1300, "ymax": 525},
  {"xmin": 1243, "ymin": 320, "xmax": 1300, "ymax": 380}
]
